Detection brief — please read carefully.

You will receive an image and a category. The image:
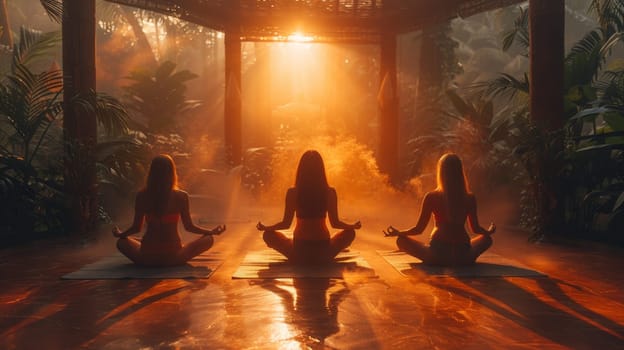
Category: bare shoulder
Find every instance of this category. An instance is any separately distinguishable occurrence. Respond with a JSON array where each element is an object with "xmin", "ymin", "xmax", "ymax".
[
  {"xmin": 424, "ymin": 190, "xmax": 441, "ymax": 201},
  {"xmin": 173, "ymin": 189, "xmax": 189, "ymax": 200}
]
